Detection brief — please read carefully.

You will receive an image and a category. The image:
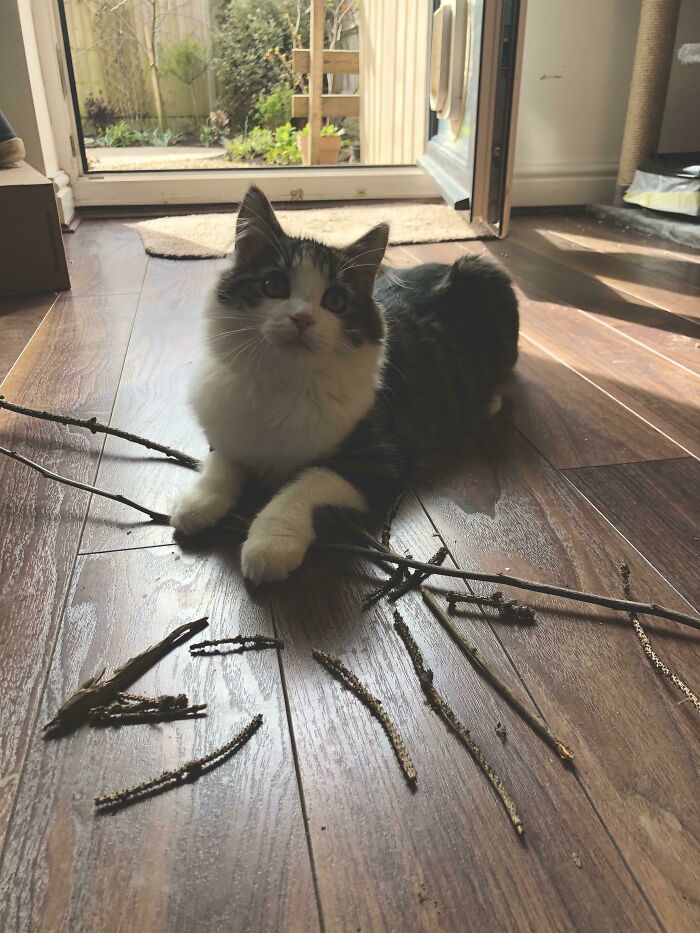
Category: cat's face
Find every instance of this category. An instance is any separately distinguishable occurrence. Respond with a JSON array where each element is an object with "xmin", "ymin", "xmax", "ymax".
[{"xmin": 209, "ymin": 186, "xmax": 388, "ymax": 370}]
